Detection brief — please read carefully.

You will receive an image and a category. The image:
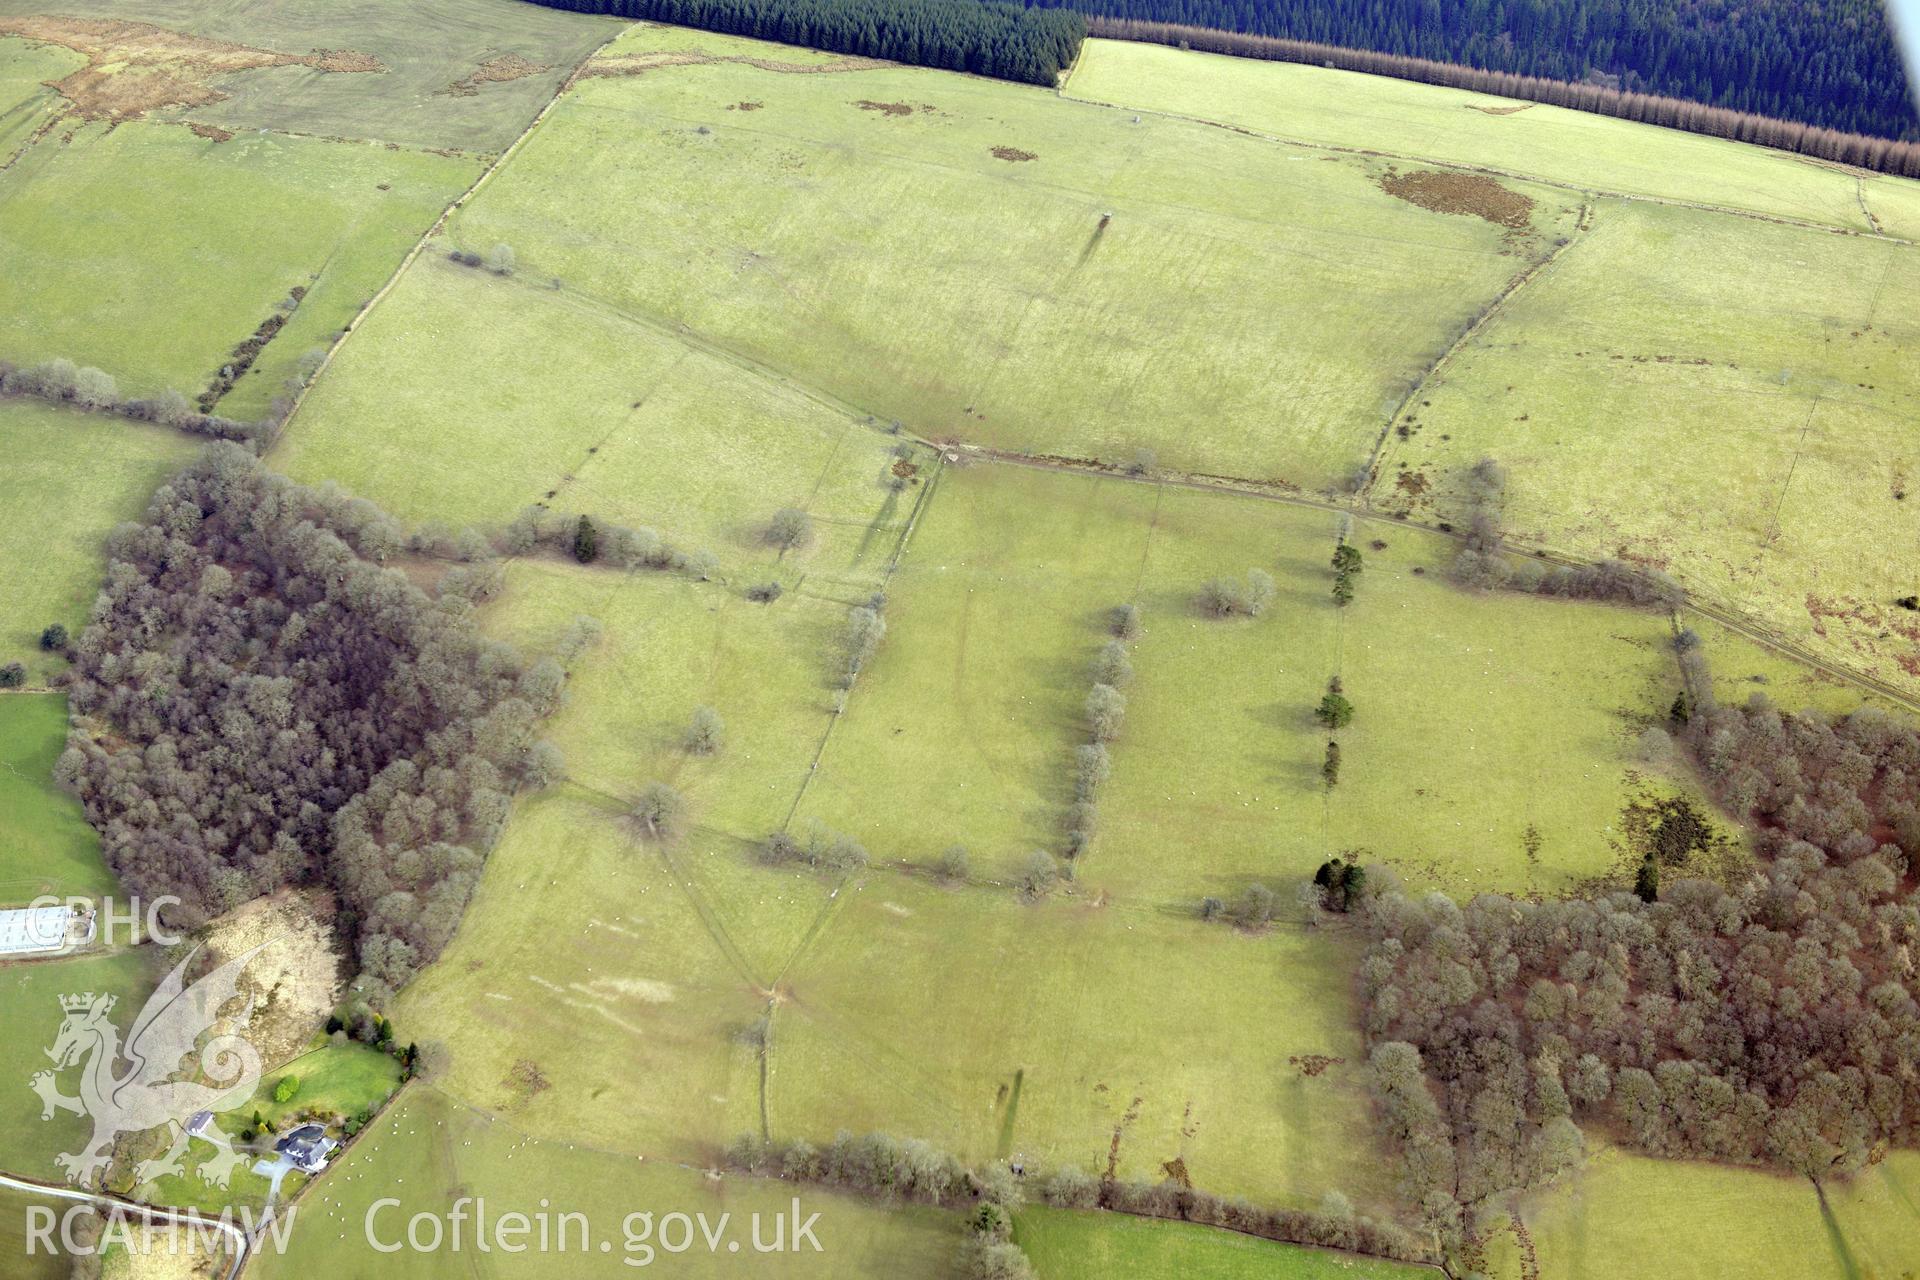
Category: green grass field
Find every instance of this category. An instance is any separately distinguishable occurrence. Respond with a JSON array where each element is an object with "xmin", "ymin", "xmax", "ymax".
[
  {"xmin": 1064, "ymin": 38, "xmax": 1917, "ymax": 233},
  {"xmin": 799, "ymin": 463, "xmax": 1713, "ymax": 899},
  {"xmin": 393, "ymin": 789, "xmax": 781, "ymax": 1167},
  {"xmin": 433, "ymin": 23, "xmax": 1565, "ymax": 491},
  {"xmin": 0, "ymin": 401, "xmax": 197, "ymax": 684},
  {"xmin": 0, "ymin": 0, "xmax": 616, "ymax": 153},
  {"xmin": 768, "ymin": 874, "xmax": 1395, "ymax": 1211},
  {"xmin": 1369, "ymin": 198, "xmax": 1920, "ymax": 696},
  {"xmin": 0, "ymin": 949, "xmax": 161, "ymax": 1180},
  {"xmin": 1017, "ymin": 1207, "xmax": 1434, "ymax": 1278},
  {"xmin": 1479, "ymin": 1142, "xmax": 1920, "ymax": 1280},
  {"xmin": 0, "ymin": 694, "xmax": 118, "ymax": 903},
  {"xmin": 273, "ymin": 258, "xmax": 927, "ymax": 584},
  {"xmin": 253, "ymin": 1043, "xmax": 403, "ymax": 1129},
  {"xmin": 0, "ymin": 1184, "xmax": 73, "ymax": 1280},
  {"xmin": 251, "ymin": 1085, "xmax": 965, "ymax": 1278},
  {"xmin": 0, "ymin": 118, "xmax": 477, "ymax": 407}
]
